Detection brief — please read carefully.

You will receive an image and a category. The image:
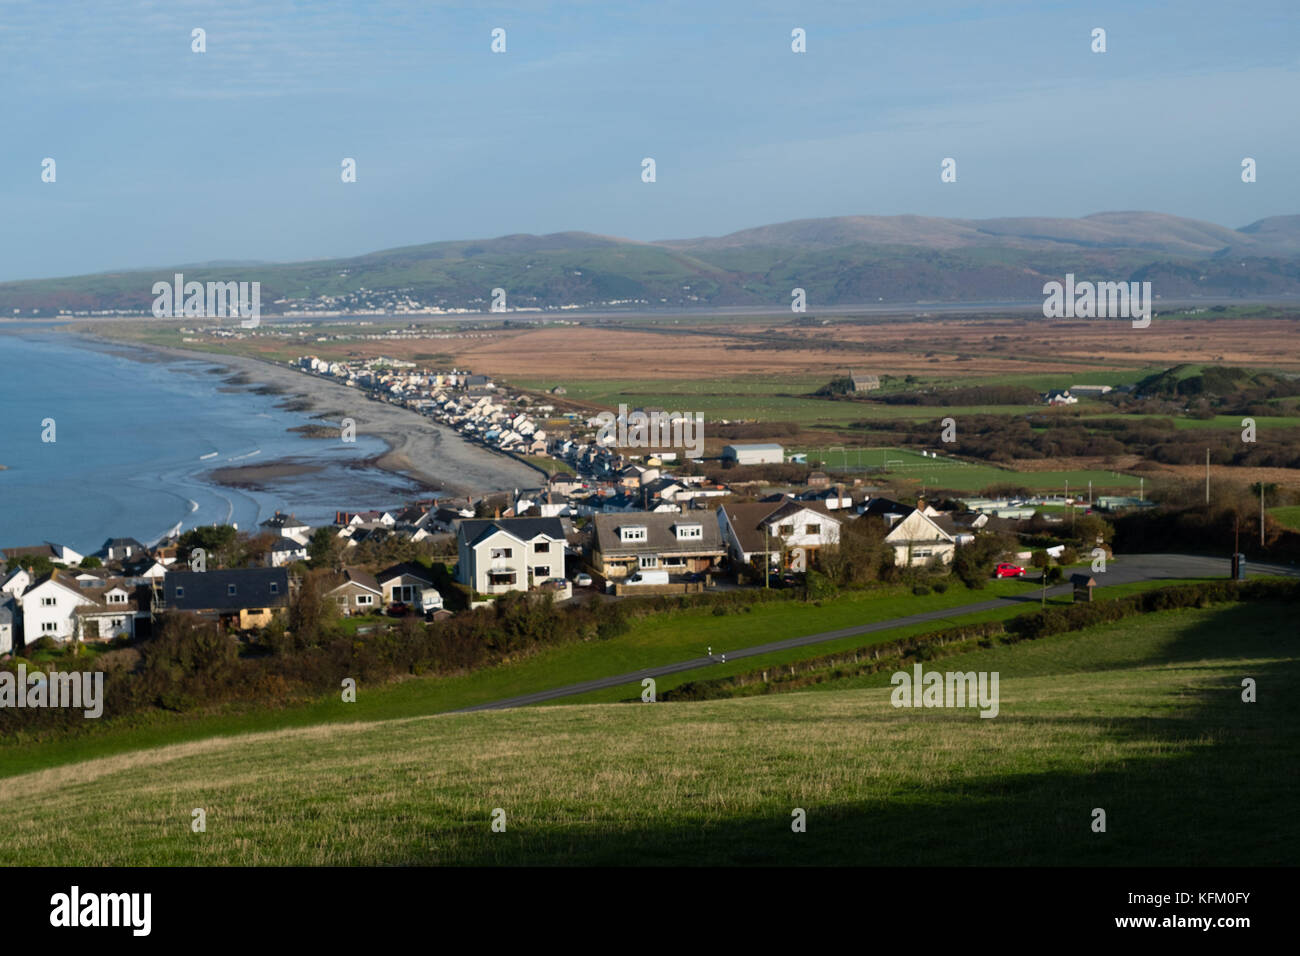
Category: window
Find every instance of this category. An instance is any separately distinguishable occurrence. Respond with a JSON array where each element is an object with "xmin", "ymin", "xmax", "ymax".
[
  {"xmin": 111, "ymin": 618, "xmax": 124, "ymax": 628},
  {"xmin": 638, "ymin": 555, "xmax": 658, "ymax": 569},
  {"xmin": 533, "ymin": 542, "xmax": 550, "ymax": 553},
  {"xmin": 806, "ymin": 524, "xmax": 821, "ymax": 536},
  {"xmin": 108, "ymin": 592, "xmax": 126, "ymax": 604},
  {"xmin": 42, "ymin": 621, "xmax": 58, "ymax": 632},
  {"xmin": 674, "ymin": 524, "xmax": 702, "ymax": 540},
  {"xmin": 778, "ymin": 524, "xmax": 794, "ymax": 536},
  {"xmin": 175, "ymin": 586, "xmax": 184, "ymax": 598},
  {"xmin": 534, "ymin": 566, "xmax": 549, "ymax": 579},
  {"xmin": 356, "ymin": 594, "xmax": 374, "ymax": 606},
  {"xmin": 335, "ymin": 596, "xmax": 348, "ymax": 607},
  {"xmin": 270, "ymin": 583, "xmax": 279, "ymax": 595},
  {"xmin": 227, "ymin": 584, "xmax": 237, "ymax": 596},
  {"xmin": 620, "ymin": 526, "xmax": 647, "ymax": 542},
  {"xmin": 41, "ymin": 597, "xmax": 56, "ymax": 607},
  {"xmin": 490, "ymin": 547, "xmax": 513, "ymax": 559}
]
